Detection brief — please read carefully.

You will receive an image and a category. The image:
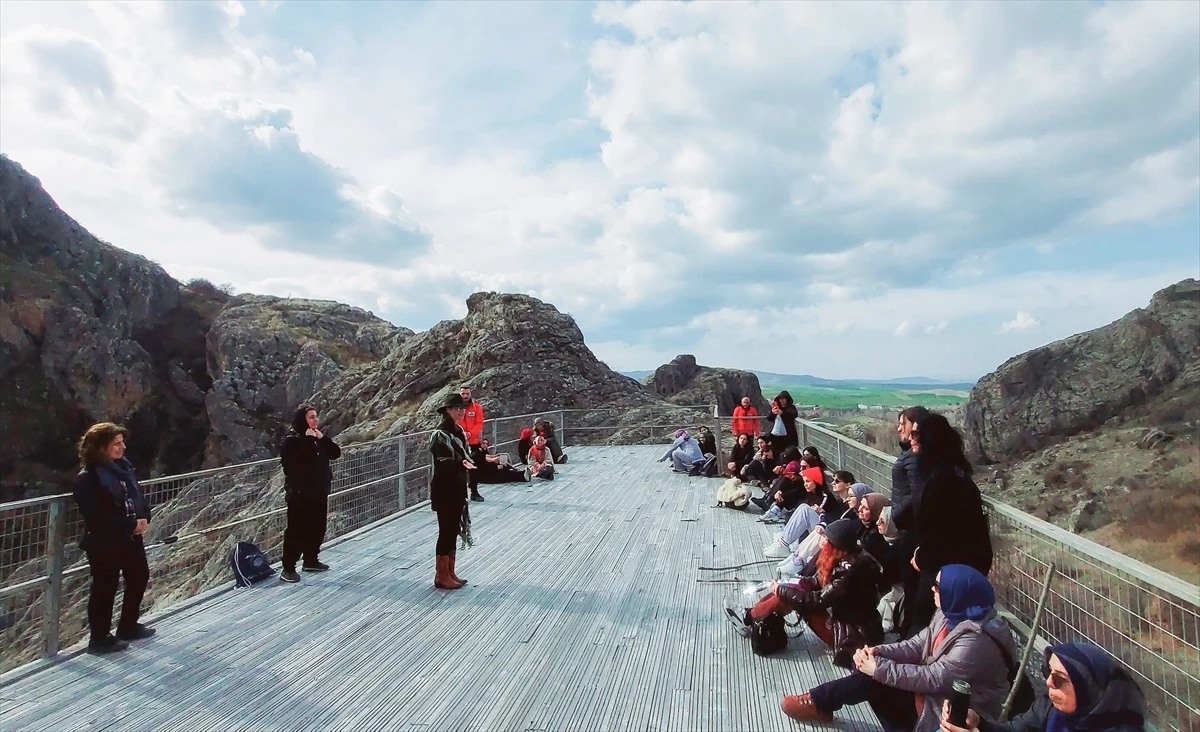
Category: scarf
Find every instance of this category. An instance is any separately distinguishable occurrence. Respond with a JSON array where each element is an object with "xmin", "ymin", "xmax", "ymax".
[
  {"xmin": 1046, "ymin": 643, "xmax": 1146, "ymax": 731},
  {"xmin": 529, "ymin": 444, "xmax": 549, "ymax": 464},
  {"xmin": 877, "ymin": 505, "xmax": 900, "ymax": 544},
  {"xmin": 95, "ymin": 459, "xmax": 139, "ymax": 517},
  {"xmin": 860, "ymin": 493, "xmax": 891, "ymax": 525},
  {"xmin": 937, "ymin": 564, "xmax": 995, "ymax": 629},
  {"xmin": 849, "ymin": 482, "xmax": 873, "ymax": 502}
]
